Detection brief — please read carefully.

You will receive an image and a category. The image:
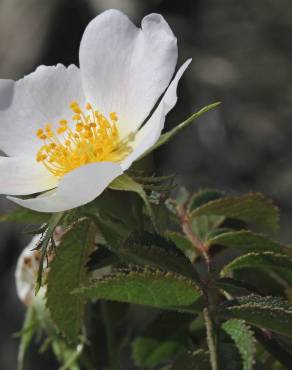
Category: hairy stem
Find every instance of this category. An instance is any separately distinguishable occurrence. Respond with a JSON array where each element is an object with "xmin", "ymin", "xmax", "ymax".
[
  {"xmin": 177, "ymin": 203, "xmax": 210, "ymax": 268},
  {"xmin": 203, "ymin": 307, "xmax": 219, "ymax": 370}
]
